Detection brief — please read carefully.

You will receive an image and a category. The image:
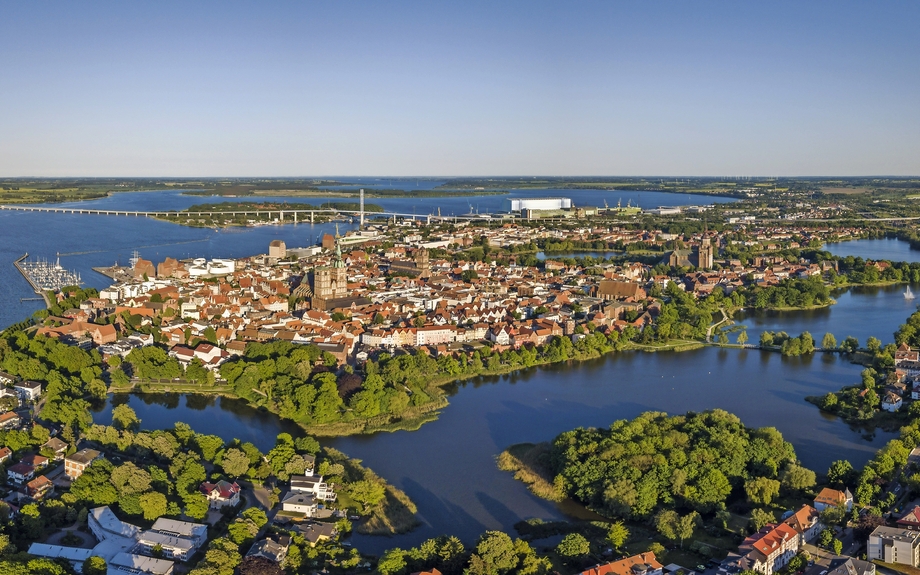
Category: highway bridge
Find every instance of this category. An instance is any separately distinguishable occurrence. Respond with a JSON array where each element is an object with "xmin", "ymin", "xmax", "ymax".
[{"xmin": 0, "ymin": 204, "xmax": 499, "ymax": 224}]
